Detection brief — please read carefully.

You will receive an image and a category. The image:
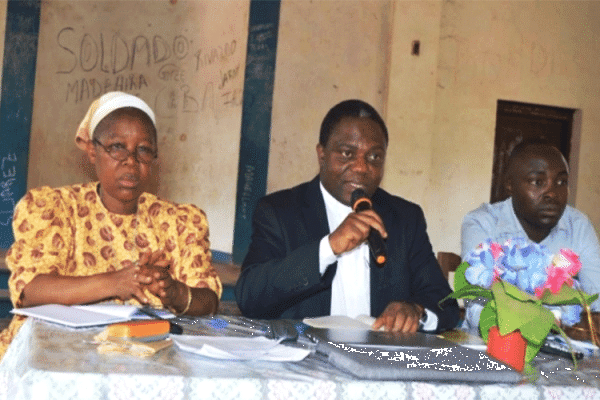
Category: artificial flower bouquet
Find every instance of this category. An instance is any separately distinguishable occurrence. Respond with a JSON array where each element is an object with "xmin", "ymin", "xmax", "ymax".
[{"xmin": 443, "ymin": 238, "xmax": 598, "ymax": 371}]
